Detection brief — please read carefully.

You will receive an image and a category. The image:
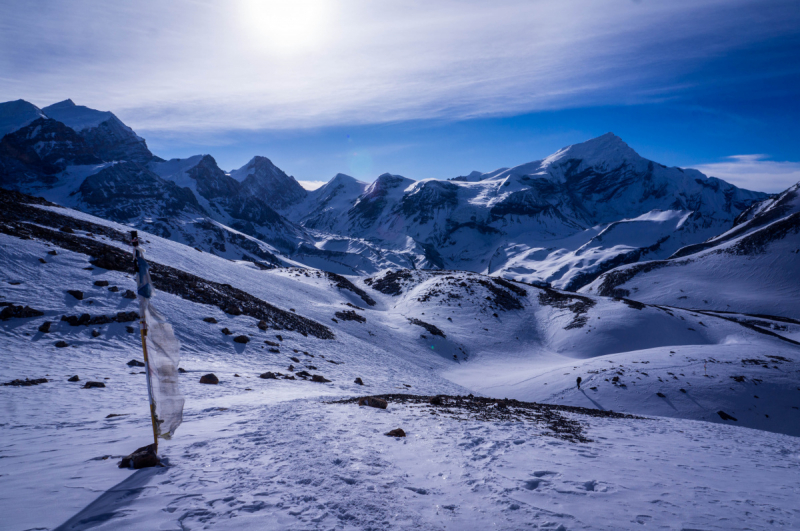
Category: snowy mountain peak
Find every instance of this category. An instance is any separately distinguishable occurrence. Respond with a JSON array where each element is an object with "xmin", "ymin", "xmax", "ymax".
[
  {"xmin": 42, "ymin": 100, "xmax": 115, "ymax": 132},
  {"xmin": 0, "ymin": 99, "xmax": 46, "ymax": 138},
  {"xmin": 231, "ymin": 155, "xmax": 307, "ymax": 210},
  {"xmin": 45, "ymin": 98, "xmax": 77, "ymax": 110}
]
